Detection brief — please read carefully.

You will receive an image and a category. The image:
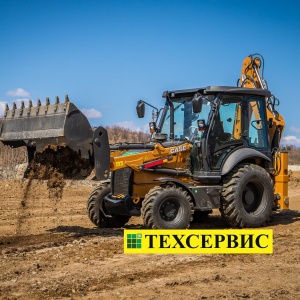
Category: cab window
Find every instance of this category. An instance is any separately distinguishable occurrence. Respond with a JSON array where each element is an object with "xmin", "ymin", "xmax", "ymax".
[{"xmin": 247, "ymin": 97, "xmax": 268, "ymax": 149}]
